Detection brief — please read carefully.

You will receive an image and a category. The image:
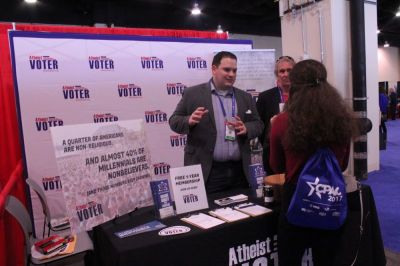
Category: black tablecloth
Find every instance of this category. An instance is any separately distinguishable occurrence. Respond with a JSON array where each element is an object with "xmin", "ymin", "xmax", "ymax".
[
  {"xmin": 92, "ymin": 185, "xmax": 386, "ymax": 266},
  {"xmin": 334, "ymin": 185, "xmax": 386, "ymax": 266},
  {"xmin": 92, "ymin": 189, "xmax": 279, "ymax": 266}
]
